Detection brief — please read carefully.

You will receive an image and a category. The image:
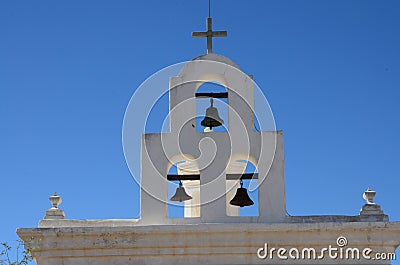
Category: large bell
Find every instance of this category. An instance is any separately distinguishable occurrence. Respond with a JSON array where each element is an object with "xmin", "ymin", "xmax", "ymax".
[
  {"xmin": 229, "ymin": 180, "xmax": 254, "ymax": 207},
  {"xmin": 201, "ymin": 98, "xmax": 224, "ymax": 129},
  {"xmin": 170, "ymin": 181, "xmax": 192, "ymax": 202}
]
